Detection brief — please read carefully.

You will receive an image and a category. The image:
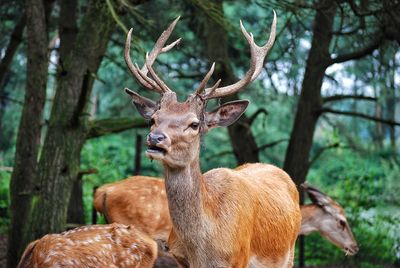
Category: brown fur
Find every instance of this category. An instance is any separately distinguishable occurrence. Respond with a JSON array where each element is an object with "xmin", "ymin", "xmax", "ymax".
[
  {"xmin": 17, "ymin": 223, "xmax": 157, "ymax": 268},
  {"xmin": 94, "ymin": 176, "xmax": 359, "ymax": 253},
  {"xmin": 94, "ymin": 176, "xmax": 171, "ymax": 241}
]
